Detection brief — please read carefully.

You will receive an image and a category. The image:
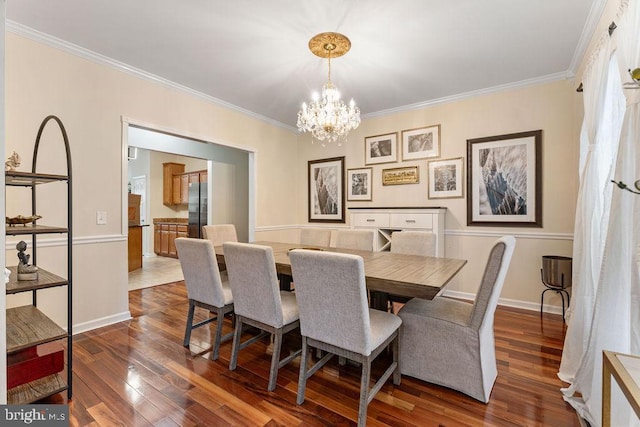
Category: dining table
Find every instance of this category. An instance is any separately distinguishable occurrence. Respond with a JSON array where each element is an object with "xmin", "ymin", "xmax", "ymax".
[{"xmin": 214, "ymin": 241, "xmax": 467, "ymax": 304}]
